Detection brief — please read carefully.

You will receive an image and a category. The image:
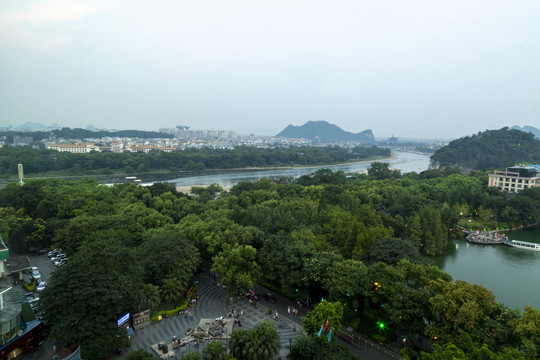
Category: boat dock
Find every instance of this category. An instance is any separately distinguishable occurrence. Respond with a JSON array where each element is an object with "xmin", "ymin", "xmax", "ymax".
[{"xmin": 465, "ymin": 231, "xmax": 508, "ymax": 245}]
